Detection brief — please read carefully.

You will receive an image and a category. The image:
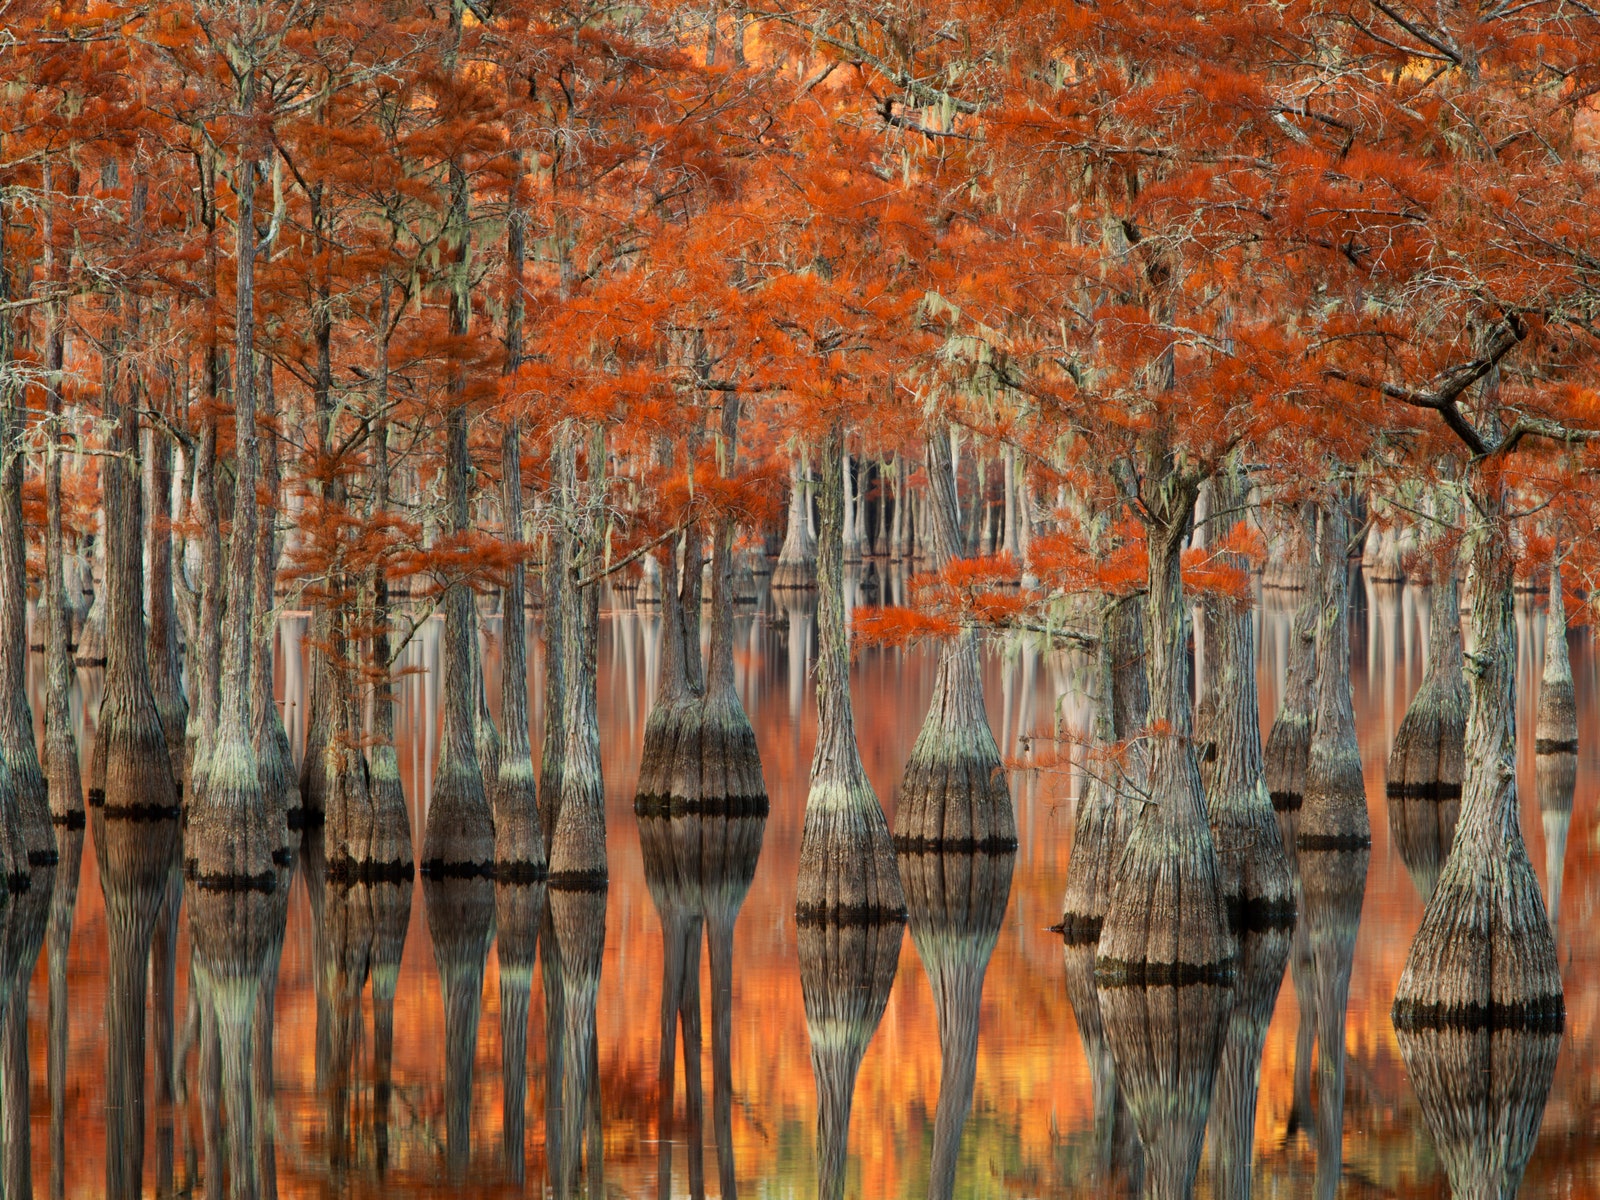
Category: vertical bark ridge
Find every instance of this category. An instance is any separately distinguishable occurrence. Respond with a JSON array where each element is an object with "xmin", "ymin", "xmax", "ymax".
[
  {"xmin": 796, "ymin": 426, "xmax": 905, "ymax": 924},
  {"xmin": 497, "ymin": 417, "xmax": 545, "ymax": 874},
  {"xmin": 1263, "ymin": 502, "xmax": 1318, "ymax": 831},
  {"xmin": 772, "ymin": 458, "xmax": 818, "ymax": 589},
  {"xmin": 424, "ymin": 876, "xmax": 495, "ymax": 1180},
  {"xmin": 496, "ymin": 877, "xmax": 545, "ymax": 1180},
  {"xmin": 1534, "ymin": 554, "xmax": 1576, "ymax": 754}
]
